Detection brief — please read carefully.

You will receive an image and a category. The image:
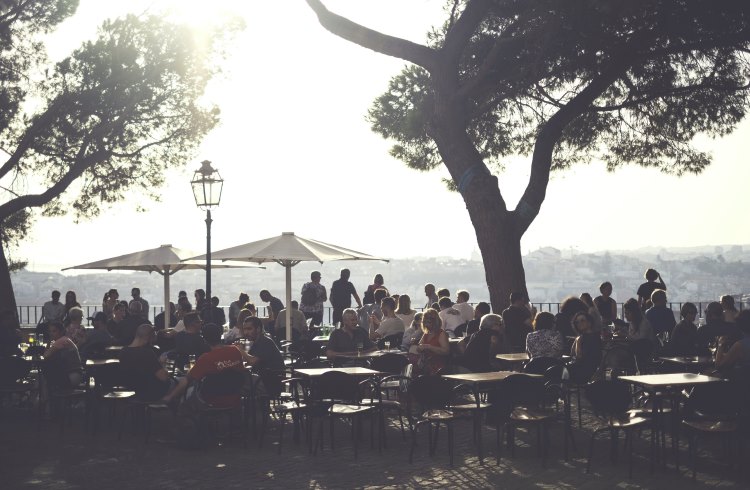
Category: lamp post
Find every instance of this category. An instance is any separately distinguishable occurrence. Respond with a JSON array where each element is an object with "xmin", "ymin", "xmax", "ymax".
[{"xmin": 191, "ymin": 160, "xmax": 223, "ymax": 305}]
